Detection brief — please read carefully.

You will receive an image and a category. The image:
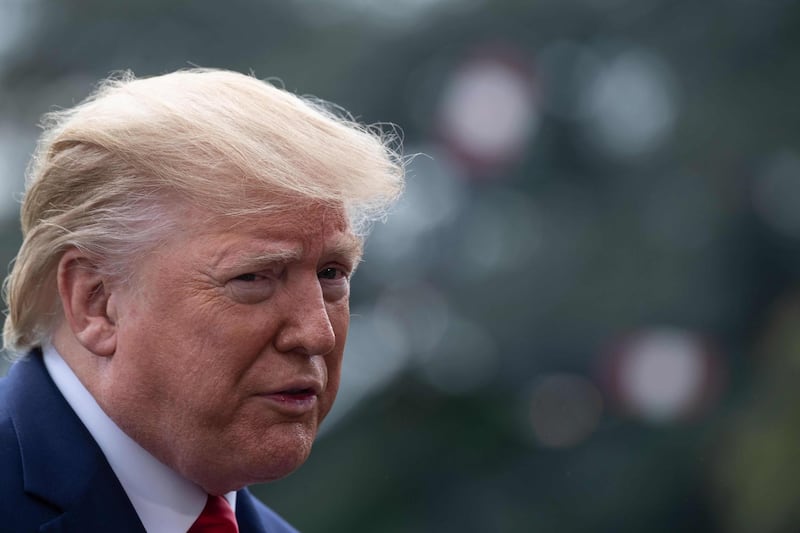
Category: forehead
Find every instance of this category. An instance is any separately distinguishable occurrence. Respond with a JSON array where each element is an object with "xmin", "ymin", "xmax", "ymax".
[{"xmin": 171, "ymin": 201, "xmax": 361, "ymax": 262}]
